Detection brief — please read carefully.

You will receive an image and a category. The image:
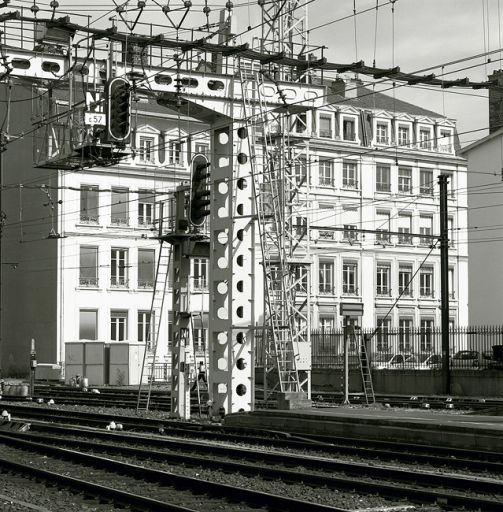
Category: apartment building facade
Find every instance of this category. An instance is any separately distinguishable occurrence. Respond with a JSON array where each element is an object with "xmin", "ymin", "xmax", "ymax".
[
  {"xmin": 0, "ymin": 77, "xmax": 468, "ymax": 377},
  {"xmin": 266, "ymin": 79, "xmax": 469, "ymax": 355}
]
